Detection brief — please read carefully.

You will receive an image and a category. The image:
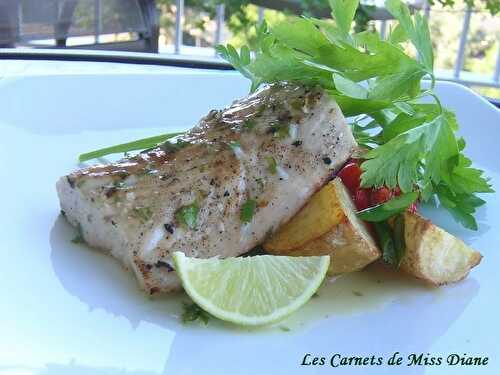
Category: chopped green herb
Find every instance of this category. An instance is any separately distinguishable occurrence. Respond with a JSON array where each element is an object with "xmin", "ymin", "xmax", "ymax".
[
  {"xmin": 255, "ymin": 177, "xmax": 265, "ymax": 191},
  {"xmin": 265, "ymin": 156, "xmax": 278, "ymax": 174},
  {"xmin": 181, "ymin": 302, "xmax": 210, "ymax": 325},
  {"xmin": 372, "ymin": 219, "xmax": 405, "ymax": 268},
  {"xmin": 279, "ymin": 325, "xmax": 291, "ymax": 332},
  {"xmin": 175, "ymin": 203, "xmax": 199, "ymax": 230},
  {"xmin": 229, "ymin": 141, "xmax": 241, "ymax": 151},
  {"xmin": 131, "ymin": 207, "xmax": 153, "ymax": 223},
  {"xmin": 290, "ymin": 98, "xmax": 304, "ymax": 111},
  {"xmin": 352, "ymin": 291, "xmax": 363, "ymax": 297},
  {"xmin": 271, "ymin": 123, "xmax": 290, "ymax": 139},
  {"xmin": 312, "ymin": 292, "xmax": 319, "ymax": 298},
  {"xmin": 71, "ymin": 224, "xmax": 85, "ymax": 244},
  {"xmin": 240, "ymin": 199, "xmax": 257, "ymax": 223},
  {"xmin": 357, "ymin": 192, "xmax": 418, "ymax": 222},
  {"xmin": 137, "ymin": 164, "xmax": 156, "ymax": 177},
  {"xmin": 373, "ymin": 221, "xmax": 397, "ymax": 267},
  {"xmin": 113, "ymin": 180, "xmax": 126, "ymax": 189},
  {"xmin": 243, "ymin": 119, "xmax": 255, "ymax": 130},
  {"xmin": 160, "ymin": 139, "xmax": 191, "ymax": 153}
]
